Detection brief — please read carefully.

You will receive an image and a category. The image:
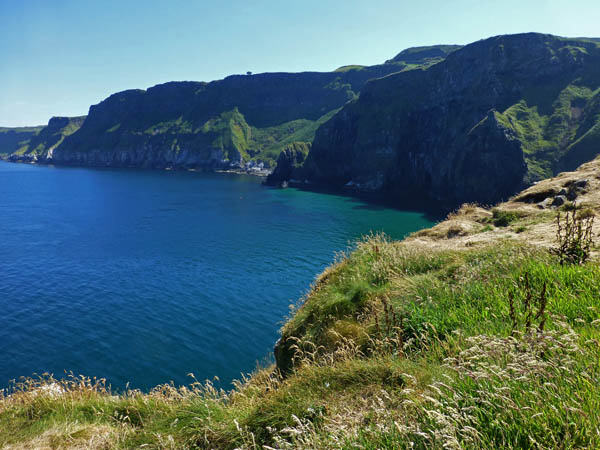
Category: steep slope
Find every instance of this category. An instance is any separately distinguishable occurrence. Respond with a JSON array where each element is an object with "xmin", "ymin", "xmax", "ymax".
[
  {"xmin": 274, "ymin": 33, "xmax": 600, "ymax": 208},
  {"xmin": 0, "ymin": 126, "xmax": 44, "ymax": 156},
  {"xmin": 7, "ymin": 116, "xmax": 86, "ymax": 162},
  {"xmin": 265, "ymin": 142, "xmax": 311, "ymax": 186}
]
